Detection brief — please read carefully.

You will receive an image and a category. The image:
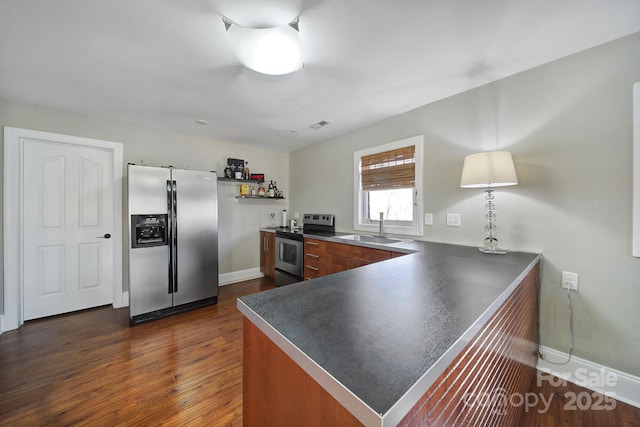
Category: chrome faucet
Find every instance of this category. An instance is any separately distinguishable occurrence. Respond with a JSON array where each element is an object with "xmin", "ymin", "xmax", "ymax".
[{"xmin": 378, "ymin": 212, "xmax": 384, "ymax": 237}]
